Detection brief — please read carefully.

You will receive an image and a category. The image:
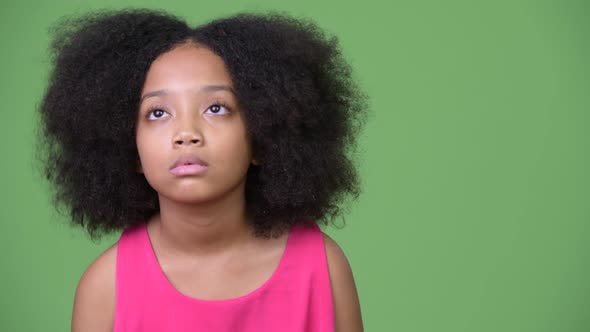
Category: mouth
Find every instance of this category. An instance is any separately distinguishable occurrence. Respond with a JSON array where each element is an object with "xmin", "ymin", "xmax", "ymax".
[
  {"xmin": 170, "ymin": 154, "xmax": 209, "ymax": 176},
  {"xmin": 169, "ymin": 163, "xmax": 208, "ymax": 176}
]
